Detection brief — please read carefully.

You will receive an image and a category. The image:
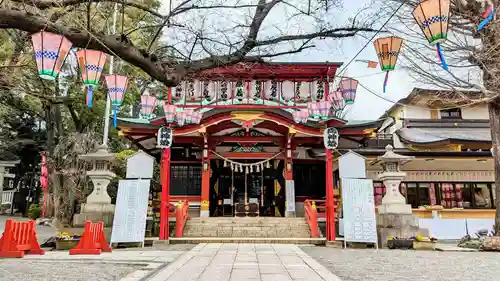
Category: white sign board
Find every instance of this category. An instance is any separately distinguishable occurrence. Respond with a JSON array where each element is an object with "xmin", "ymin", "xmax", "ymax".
[
  {"xmin": 126, "ymin": 151, "xmax": 154, "ymax": 179},
  {"xmin": 339, "ymin": 151, "xmax": 366, "ymax": 179},
  {"xmin": 341, "ymin": 178, "xmax": 378, "ymax": 244},
  {"xmin": 286, "ymin": 180, "xmax": 295, "ymax": 212},
  {"xmin": 110, "ymin": 179, "xmax": 151, "ymax": 244}
]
